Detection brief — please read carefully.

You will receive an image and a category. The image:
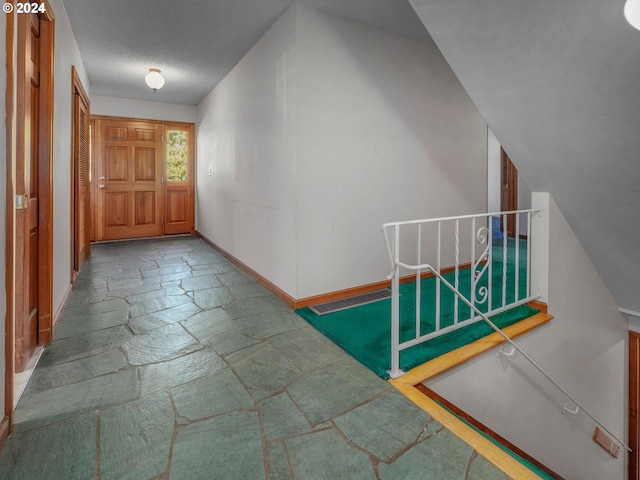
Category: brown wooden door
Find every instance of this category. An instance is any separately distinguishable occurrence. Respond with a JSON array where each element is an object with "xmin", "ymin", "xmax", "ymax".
[
  {"xmin": 15, "ymin": 13, "xmax": 41, "ymax": 370},
  {"xmin": 72, "ymin": 67, "xmax": 91, "ymax": 276},
  {"xmin": 164, "ymin": 124, "xmax": 195, "ymax": 235},
  {"xmin": 500, "ymin": 147, "xmax": 518, "ymax": 237},
  {"xmin": 95, "ymin": 118, "xmax": 164, "ymax": 240}
]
